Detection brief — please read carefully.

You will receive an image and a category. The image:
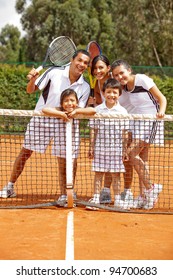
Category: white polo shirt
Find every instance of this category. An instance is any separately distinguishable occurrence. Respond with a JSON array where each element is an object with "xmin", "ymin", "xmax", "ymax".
[
  {"xmin": 35, "ymin": 65, "xmax": 90, "ymax": 110},
  {"xmin": 23, "ymin": 65, "xmax": 90, "ymax": 153},
  {"xmin": 90, "ymin": 101, "xmax": 129, "ymax": 154}
]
